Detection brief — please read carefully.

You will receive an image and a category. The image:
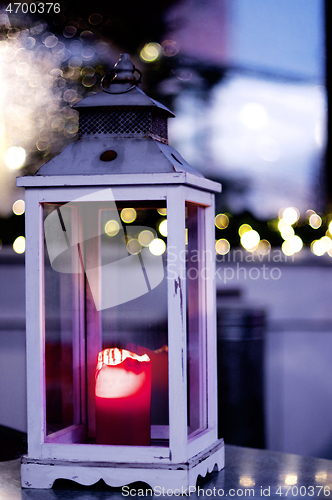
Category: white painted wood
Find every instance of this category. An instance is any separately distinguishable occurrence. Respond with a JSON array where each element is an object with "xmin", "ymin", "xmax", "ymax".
[
  {"xmin": 40, "ymin": 442, "xmax": 170, "ymax": 462},
  {"xmin": 183, "ymin": 185, "xmax": 214, "ymax": 206},
  {"xmin": 22, "ymin": 176, "xmax": 222, "ymax": 487},
  {"xmin": 17, "ymin": 172, "xmax": 221, "ymax": 193},
  {"xmin": 33, "ymin": 184, "xmax": 212, "ymax": 206},
  {"xmin": 22, "ymin": 440, "xmax": 224, "ymax": 491},
  {"xmin": 36, "ymin": 186, "xmax": 166, "ymax": 204},
  {"xmin": 188, "ymin": 429, "xmax": 217, "ymax": 457},
  {"xmin": 205, "ymin": 200, "xmax": 219, "ymax": 440},
  {"xmin": 25, "ymin": 189, "xmax": 45, "ymax": 458},
  {"xmin": 167, "ymin": 186, "xmax": 188, "ymax": 463}
]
